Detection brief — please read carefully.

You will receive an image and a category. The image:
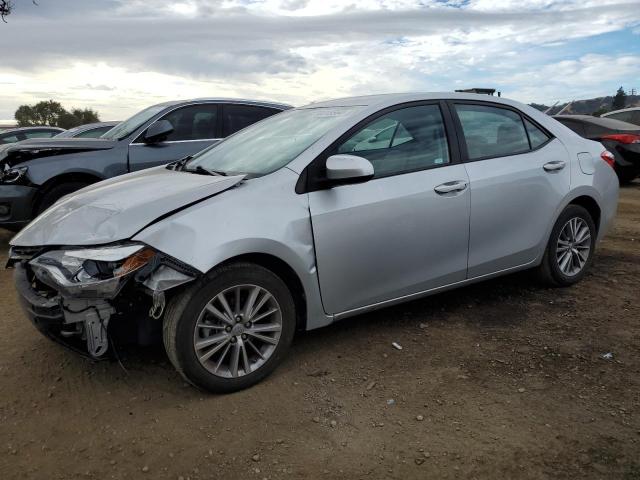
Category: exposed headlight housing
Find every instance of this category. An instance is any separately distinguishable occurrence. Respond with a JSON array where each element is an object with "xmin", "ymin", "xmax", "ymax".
[
  {"xmin": 0, "ymin": 166, "xmax": 29, "ymax": 185},
  {"xmin": 30, "ymin": 243, "xmax": 156, "ymax": 298}
]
